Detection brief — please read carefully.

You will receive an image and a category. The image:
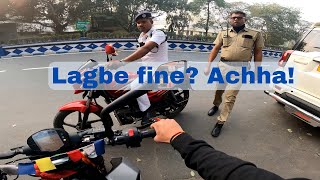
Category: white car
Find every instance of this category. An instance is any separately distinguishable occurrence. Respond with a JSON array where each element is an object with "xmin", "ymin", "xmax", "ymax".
[{"xmin": 265, "ymin": 22, "xmax": 320, "ymax": 127}]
